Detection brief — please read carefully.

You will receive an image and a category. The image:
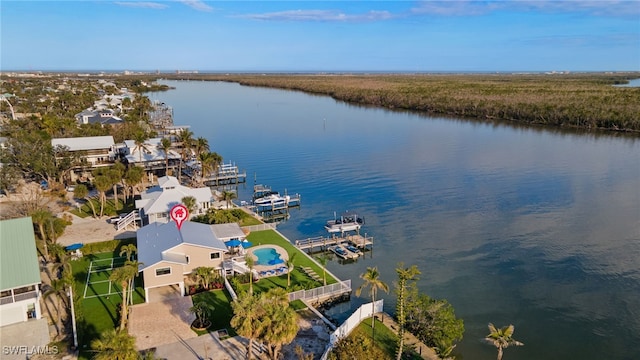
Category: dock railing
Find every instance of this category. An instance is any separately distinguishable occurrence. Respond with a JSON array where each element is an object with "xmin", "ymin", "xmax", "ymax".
[{"xmin": 288, "ymin": 279, "xmax": 351, "ymax": 303}]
